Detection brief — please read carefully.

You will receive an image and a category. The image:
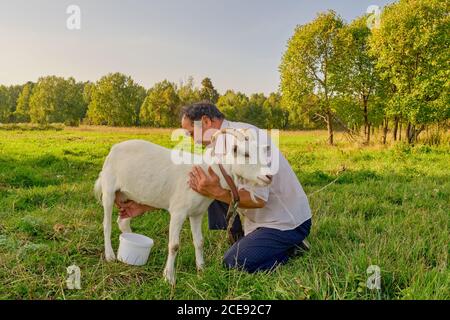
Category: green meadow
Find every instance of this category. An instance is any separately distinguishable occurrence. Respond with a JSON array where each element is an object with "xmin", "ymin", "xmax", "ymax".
[{"xmin": 0, "ymin": 127, "xmax": 448, "ymax": 299}]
